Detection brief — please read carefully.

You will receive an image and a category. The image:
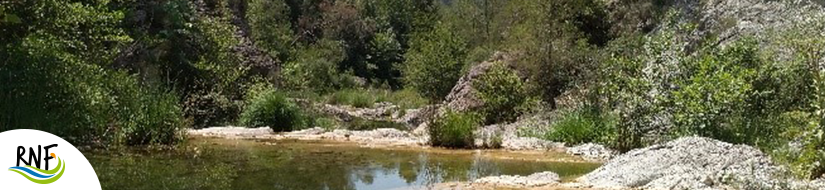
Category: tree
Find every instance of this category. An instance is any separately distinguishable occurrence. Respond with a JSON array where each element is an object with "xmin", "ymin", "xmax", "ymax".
[
  {"xmin": 403, "ymin": 21, "xmax": 467, "ymax": 100},
  {"xmin": 248, "ymin": 0, "xmax": 294, "ymax": 61}
]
